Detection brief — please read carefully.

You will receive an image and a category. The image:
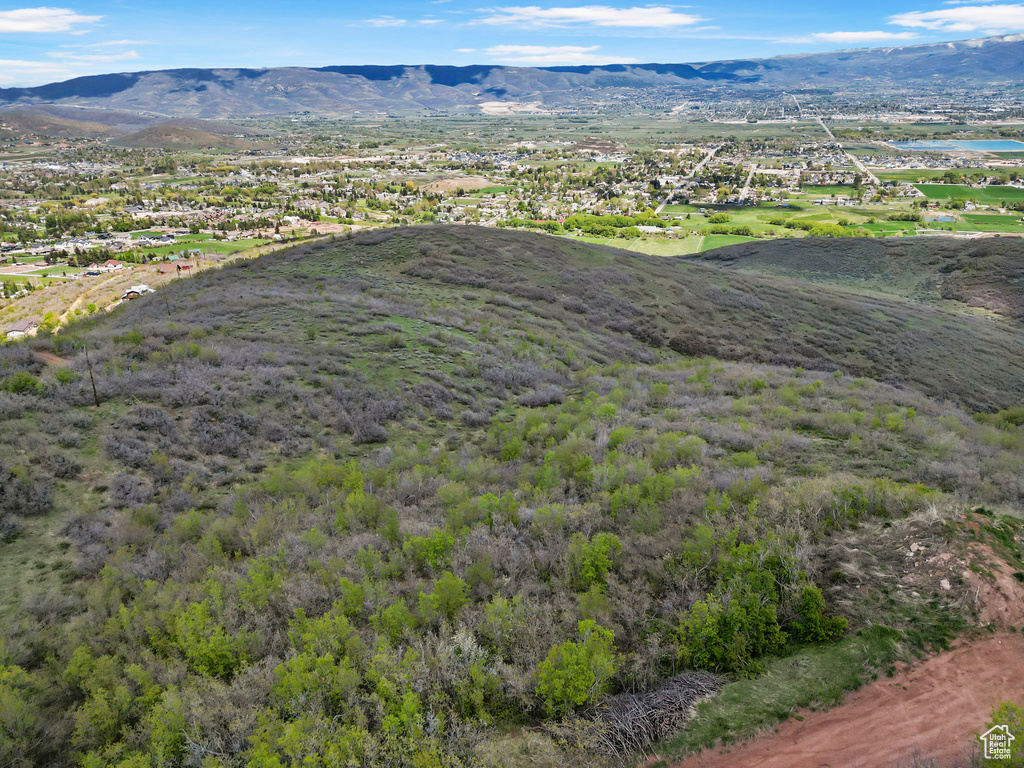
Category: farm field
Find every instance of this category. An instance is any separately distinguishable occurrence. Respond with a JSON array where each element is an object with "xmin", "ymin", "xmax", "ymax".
[
  {"xmin": 913, "ymin": 184, "xmax": 1024, "ymax": 204},
  {"xmin": 876, "ymin": 169, "xmax": 992, "ymax": 183},
  {"xmin": 699, "ymin": 233, "xmax": 759, "ymax": 250}
]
